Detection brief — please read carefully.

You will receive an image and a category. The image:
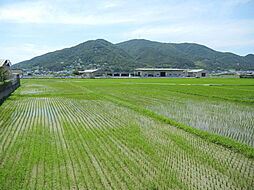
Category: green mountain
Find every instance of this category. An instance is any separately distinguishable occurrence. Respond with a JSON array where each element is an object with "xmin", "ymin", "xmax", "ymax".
[
  {"xmin": 117, "ymin": 39, "xmax": 254, "ymax": 70},
  {"xmin": 13, "ymin": 39, "xmax": 144, "ymax": 72},
  {"xmin": 13, "ymin": 39, "xmax": 254, "ymax": 72}
]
